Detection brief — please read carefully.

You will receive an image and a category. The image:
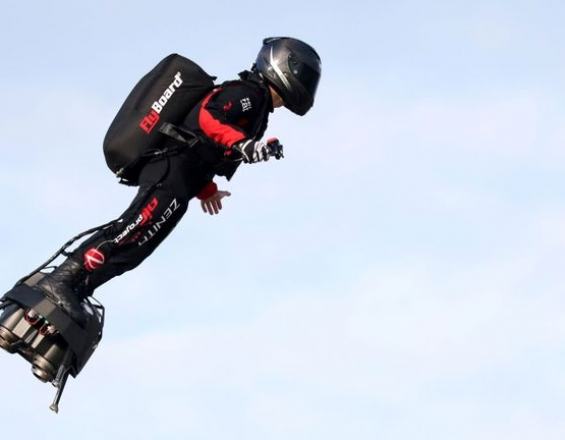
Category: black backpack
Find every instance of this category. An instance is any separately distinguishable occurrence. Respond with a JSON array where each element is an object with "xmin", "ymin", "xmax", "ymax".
[{"xmin": 103, "ymin": 54, "xmax": 216, "ymax": 184}]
